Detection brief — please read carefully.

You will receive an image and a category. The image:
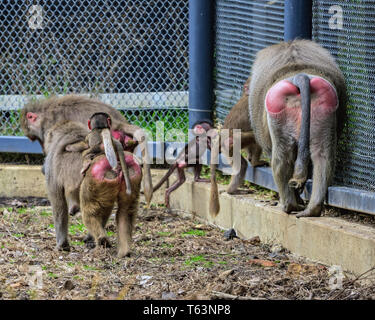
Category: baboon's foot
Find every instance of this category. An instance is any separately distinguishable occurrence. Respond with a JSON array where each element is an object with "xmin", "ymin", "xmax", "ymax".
[
  {"xmin": 69, "ymin": 205, "xmax": 80, "ymax": 216},
  {"xmin": 296, "ymin": 205, "xmax": 322, "ymax": 218},
  {"xmin": 117, "ymin": 249, "xmax": 131, "ymax": 258},
  {"xmin": 226, "ymin": 189, "xmax": 238, "ymax": 195},
  {"xmin": 283, "ymin": 201, "xmax": 305, "ymax": 214},
  {"xmin": 251, "ymin": 160, "xmax": 268, "ymax": 167},
  {"xmin": 83, "ymin": 234, "xmax": 96, "ymax": 249},
  {"xmin": 57, "ymin": 240, "xmax": 70, "ymax": 252},
  {"xmin": 97, "ymin": 237, "xmax": 112, "ymax": 248},
  {"xmin": 295, "ymin": 192, "xmax": 305, "ymax": 206}
]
